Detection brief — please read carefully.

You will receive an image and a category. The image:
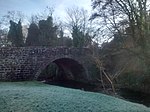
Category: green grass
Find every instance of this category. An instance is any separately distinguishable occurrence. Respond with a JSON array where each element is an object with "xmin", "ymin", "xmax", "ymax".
[{"xmin": 0, "ymin": 81, "xmax": 149, "ymax": 112}]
